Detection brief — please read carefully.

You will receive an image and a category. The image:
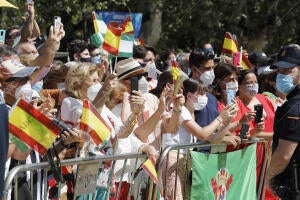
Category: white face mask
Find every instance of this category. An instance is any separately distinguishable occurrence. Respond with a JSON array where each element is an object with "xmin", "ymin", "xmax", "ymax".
[
  {"xmin": 223, "ymin": 81, "xmax": 239, "ymax": 94},
  {"xmin": 194, "ymin": 95, "xmax": 208, "ymax": 110},
  {"xmin": 15, "ymin": 82, "xmax": 33, "ymax": 102},
  {"xmin": 200, "ymin": 70, "xmax": 215, "ymax": 86},
  {"xmin": 244, "ymin": 83, "xmax": 259, "ymax": 97},
  {"xmin": 87, "ymin": 82, "xmax": 102, "ymax": 101},
  {"xmin": 138, "ymin": 76, "xmax": 148, "ymax": 94},
  {"xmin": 56, "ymin": 82, "xmax": 65, "ymax": 89},
  {"xmin": 0, "ymin": 89, "xmax": 4, "ymax": 104},
  {"xmin": 146, "ymin": 62, "xmax": 157, "ymax": 80}
]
